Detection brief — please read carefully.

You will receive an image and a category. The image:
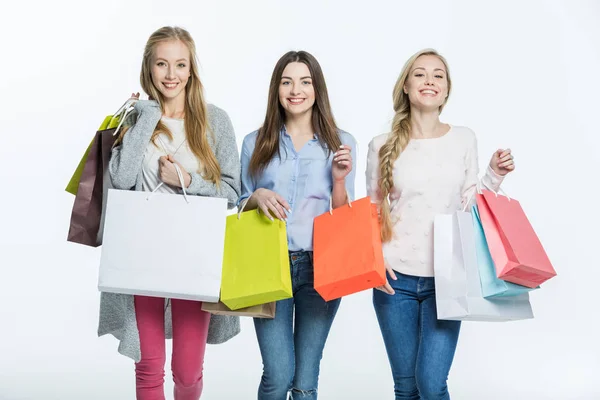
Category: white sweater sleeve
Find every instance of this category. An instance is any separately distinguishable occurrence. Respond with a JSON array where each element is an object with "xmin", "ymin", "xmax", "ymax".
[
  {"xmin": 366, "ymin": 137, "xmax": 383, "ymax": 205},
  {"xmin": 461, "ymin": 130, "xmax": 504, "ymax": 210}
]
